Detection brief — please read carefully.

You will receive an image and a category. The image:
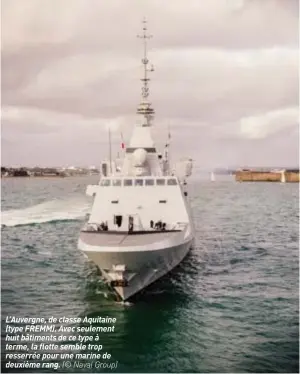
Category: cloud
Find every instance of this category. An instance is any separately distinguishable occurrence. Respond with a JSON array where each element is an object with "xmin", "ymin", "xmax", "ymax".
[
  {"xmin": 1, "ymin": 0, "xmax": 298, "ymax": 167},
  {"xmin": 3, "ymin": 47, "xmax": 297, "ymax": 122},
  {"xmin": 239, "ymin": 107, "xmax": 298, "ymax": 139},
  {"xmin": 2, "ymin": 0, "xmax": 298, "ymax": 51},
  {"xmin": 1, "ymin": 105, "xmax": 128, "ymax": 137}
]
